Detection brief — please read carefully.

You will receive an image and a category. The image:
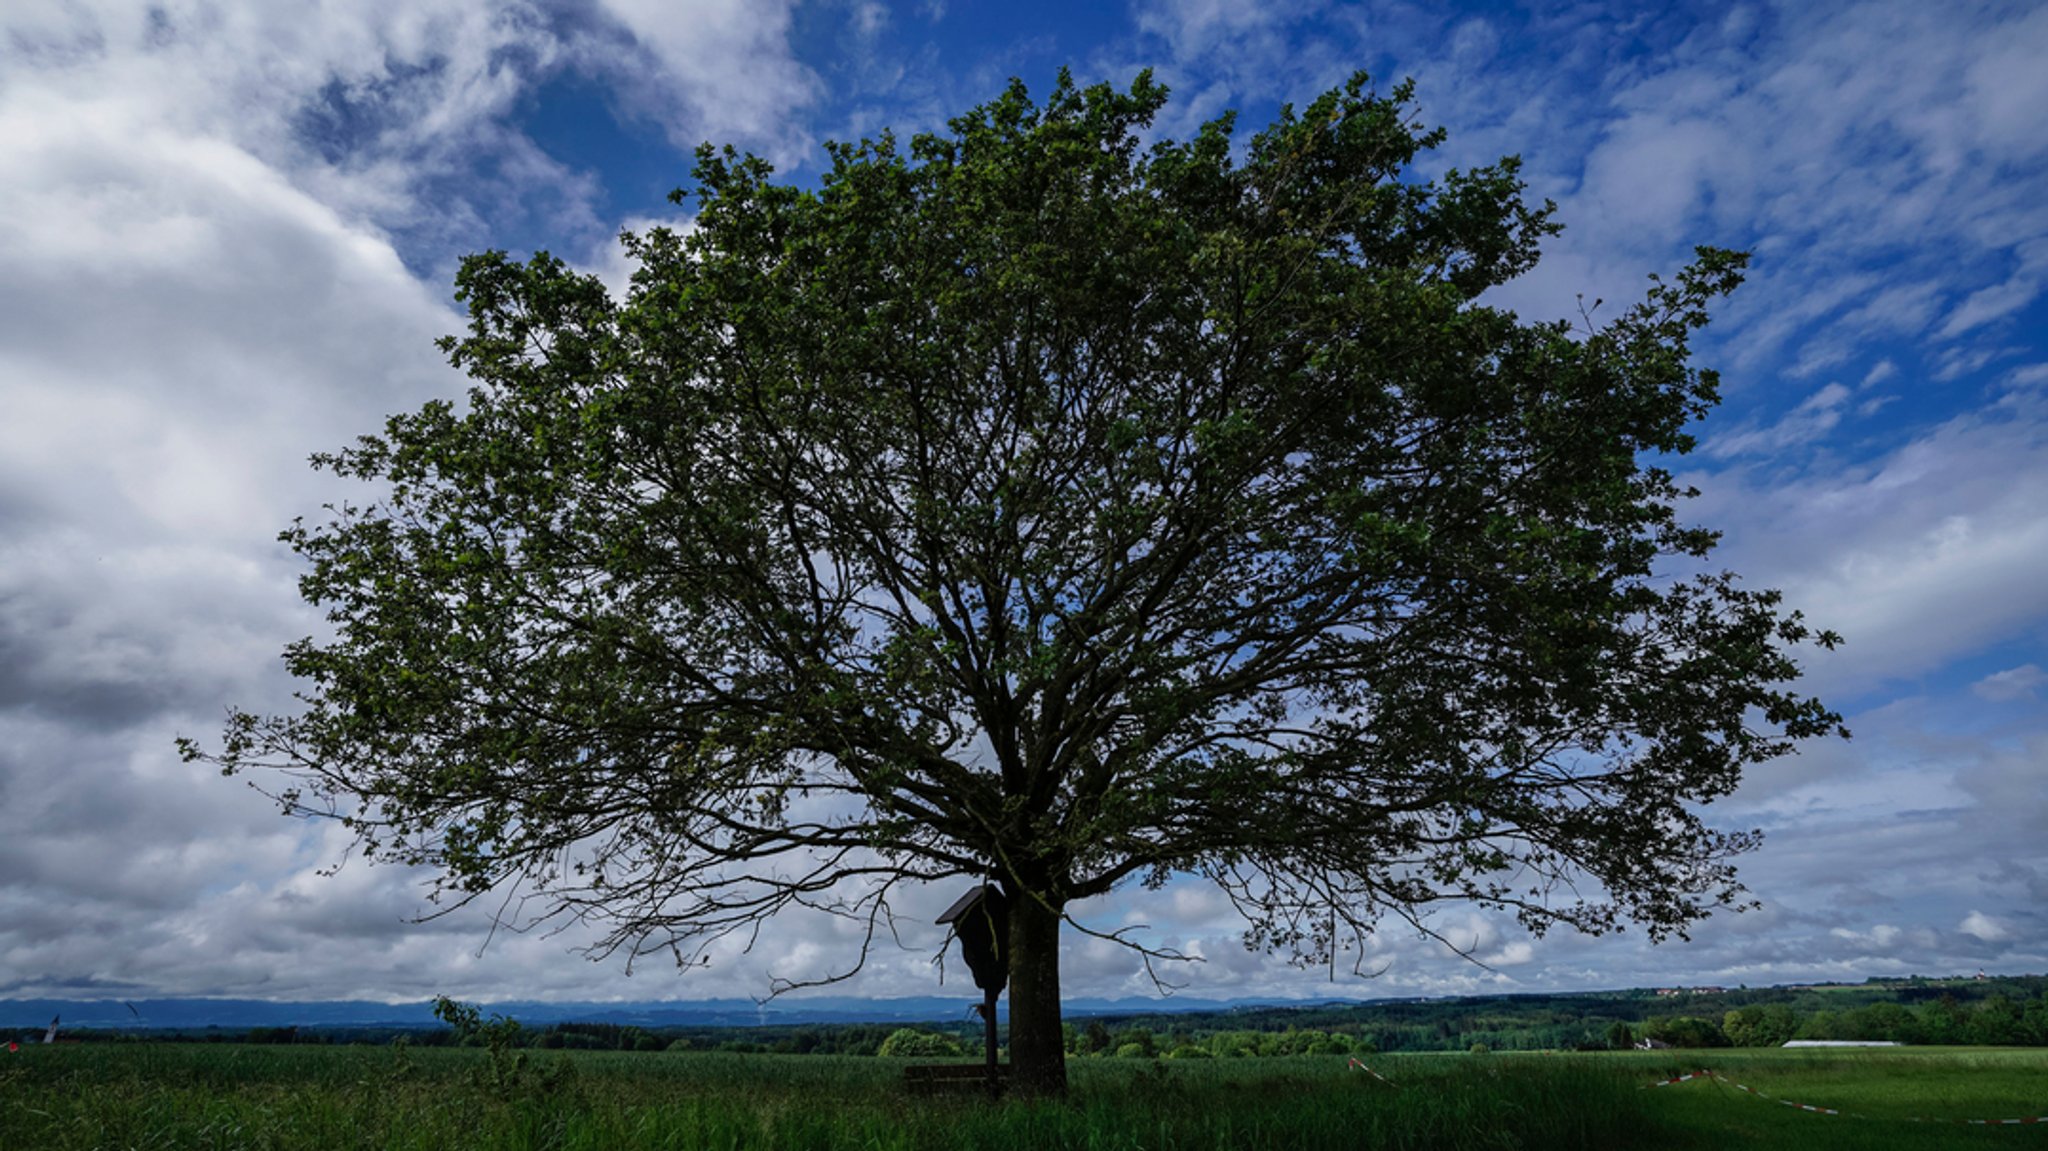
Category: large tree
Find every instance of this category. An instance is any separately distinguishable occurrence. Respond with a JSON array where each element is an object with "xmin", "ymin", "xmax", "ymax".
[{"xmin": 189, "ymin": 71, "xmax": 1842, "ymax": 1095}]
